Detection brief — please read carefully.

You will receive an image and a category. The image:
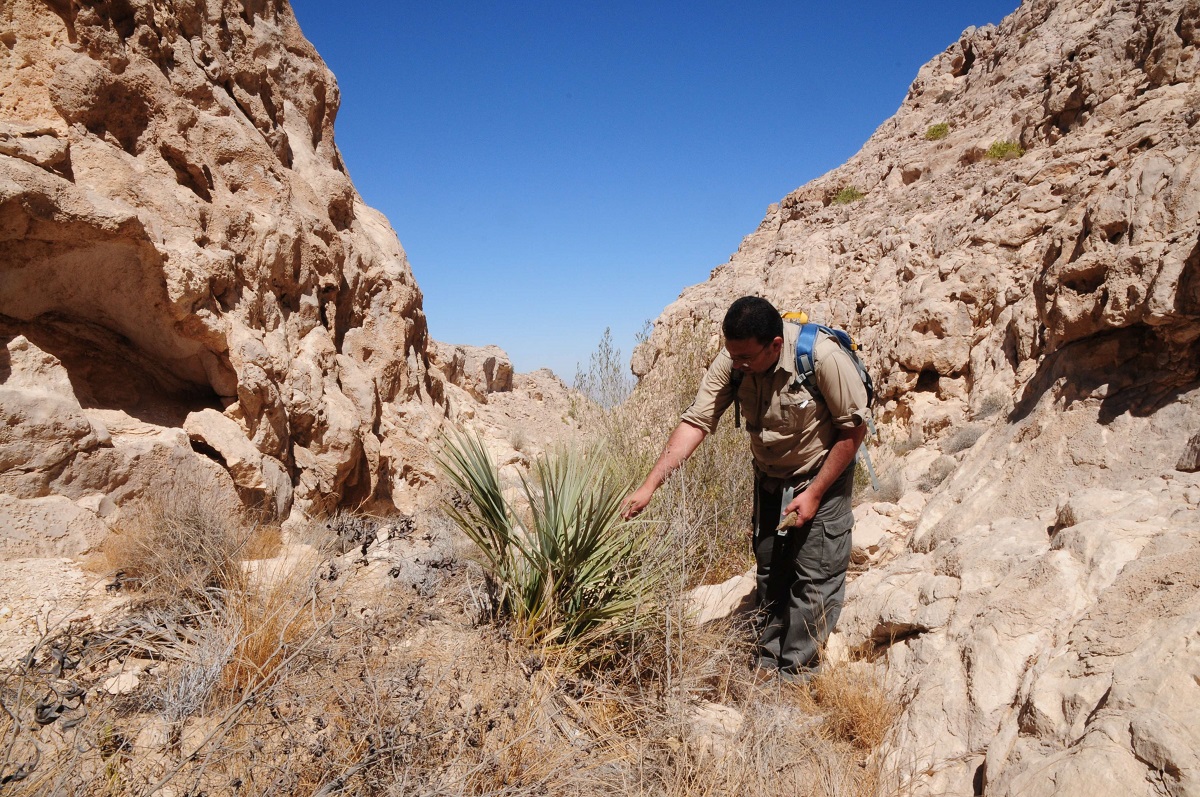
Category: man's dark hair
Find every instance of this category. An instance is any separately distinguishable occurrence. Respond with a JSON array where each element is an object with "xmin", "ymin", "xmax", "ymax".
[{"xmin": 723, "ymin": 296, "xmax": 782, "ymax": 345}]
